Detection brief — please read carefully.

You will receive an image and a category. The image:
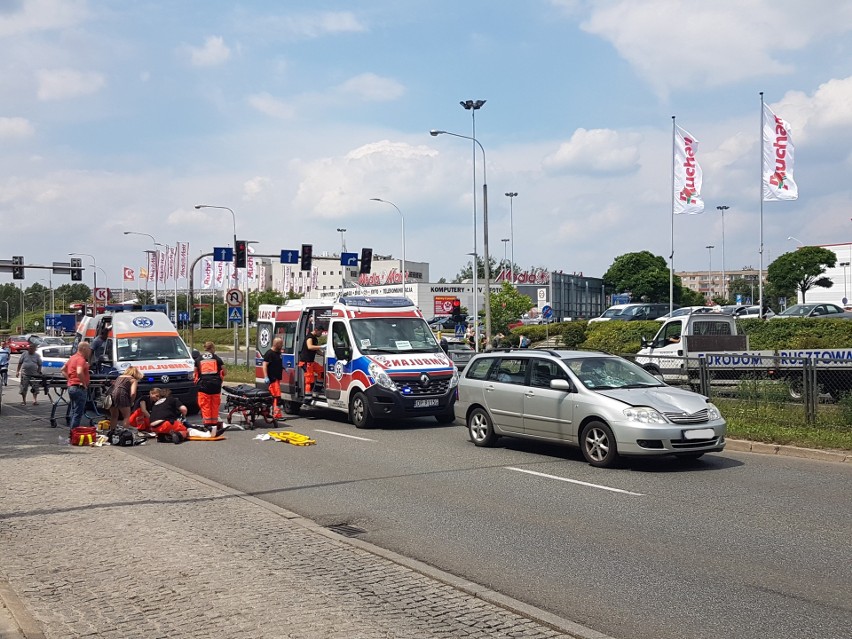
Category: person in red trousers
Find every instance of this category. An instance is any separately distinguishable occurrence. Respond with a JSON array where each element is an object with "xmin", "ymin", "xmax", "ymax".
[{"xmin": 194, "ymin": 341, "xmax": 225, "ymax": 436}]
